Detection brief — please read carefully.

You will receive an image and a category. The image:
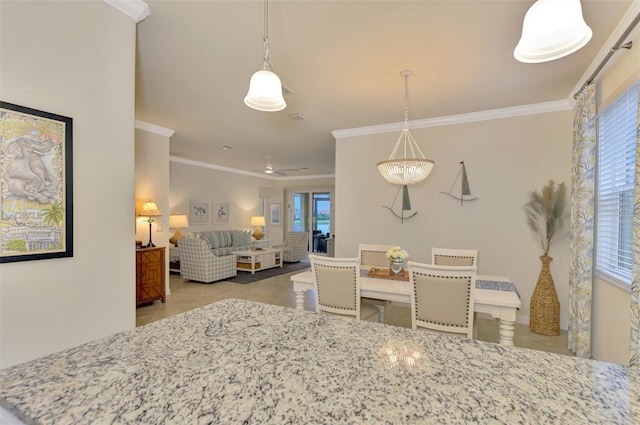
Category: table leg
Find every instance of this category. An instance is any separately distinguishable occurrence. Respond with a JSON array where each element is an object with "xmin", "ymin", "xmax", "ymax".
[
  {"xmin": 498, "ymin": 319, "xmax": 516, "ymax": 346},
  {"xmin": 295, "ymin": 289, "xmax": 305, "ymax": 311},
  {"xmin": 384, "ymin": 301, "xmax": 393, "ymax": 323}
]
